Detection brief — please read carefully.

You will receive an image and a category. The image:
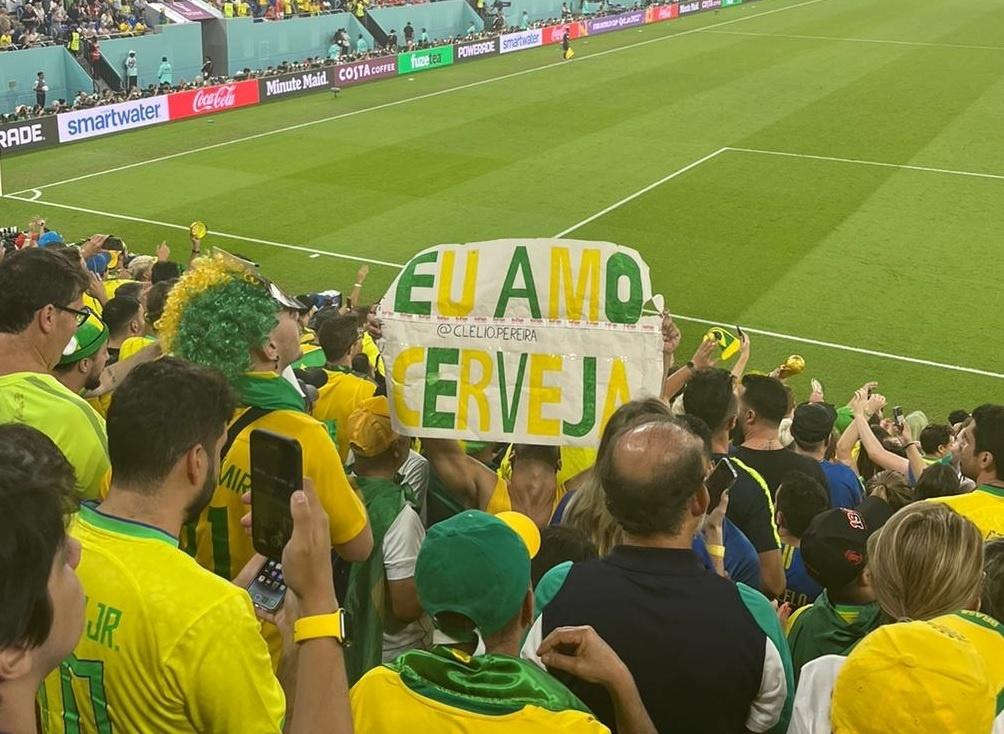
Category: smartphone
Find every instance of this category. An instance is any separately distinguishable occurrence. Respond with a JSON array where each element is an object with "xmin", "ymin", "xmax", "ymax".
[
  {"xmin": 706, "ymin": 457, "xmax": 738, "ymax": 512},
  {"xmin": 246, "ymin": 558, "xmax": 286, "ymax": 612},
  {"xmin": 250, "ymin": 429, "xmax": 302, "ymax": 561},
  {"xmin": 892, "ymin": 405, "xmax": 904, "ymax": 428}
]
